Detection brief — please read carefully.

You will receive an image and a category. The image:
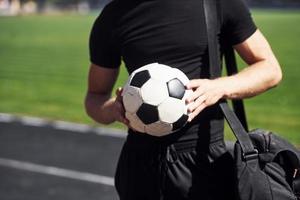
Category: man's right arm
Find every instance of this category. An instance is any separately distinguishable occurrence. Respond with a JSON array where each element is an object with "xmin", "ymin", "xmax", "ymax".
[{"xmin": 84, "ymin": 64, "xmax": 127, "ymax": 125}]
